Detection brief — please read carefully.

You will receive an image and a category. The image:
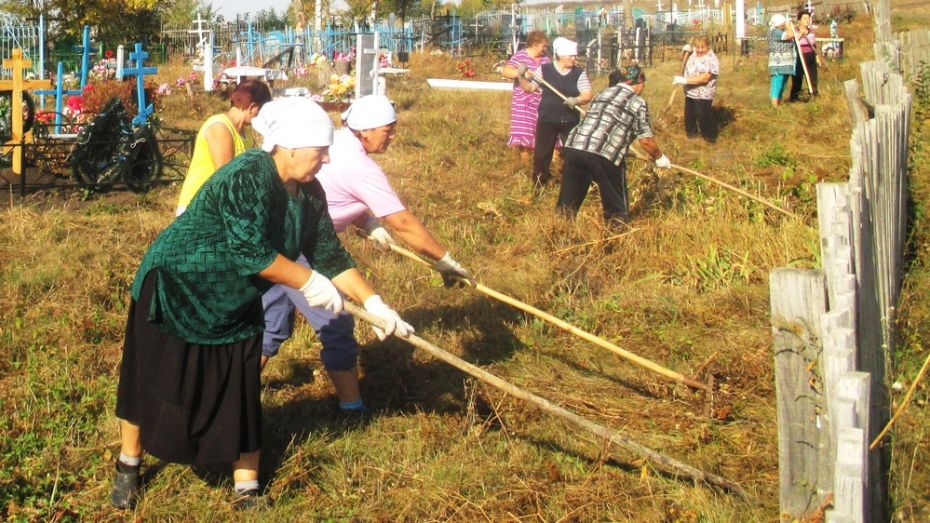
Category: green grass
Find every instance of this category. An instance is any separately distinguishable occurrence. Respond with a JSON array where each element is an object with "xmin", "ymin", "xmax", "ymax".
[{"xmin": 0, "ymin": 12, "xmax": 928, "ymax": 522}]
